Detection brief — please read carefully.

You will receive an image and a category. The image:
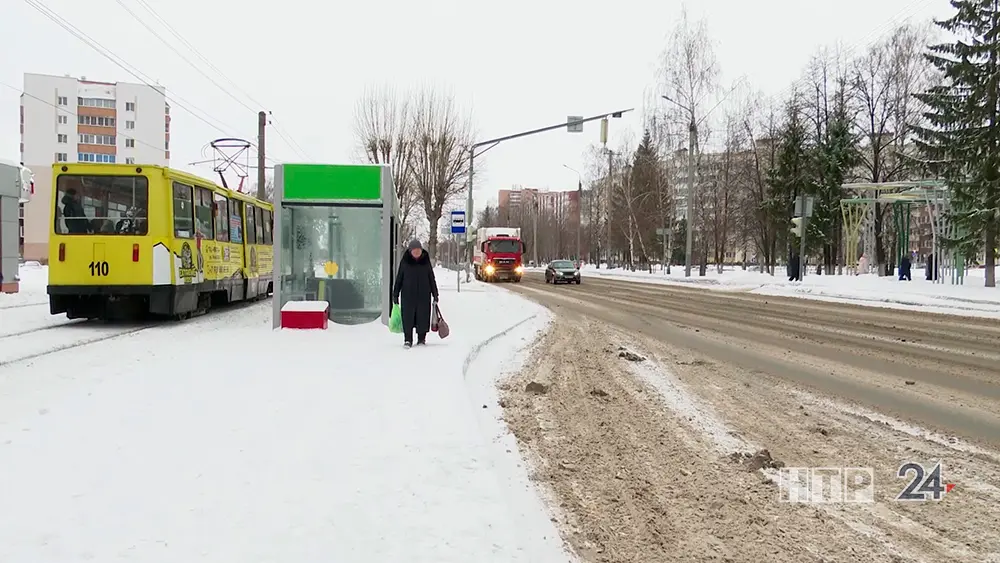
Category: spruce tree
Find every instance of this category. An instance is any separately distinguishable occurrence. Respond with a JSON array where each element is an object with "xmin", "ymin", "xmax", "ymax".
[
  {"xmin": 913, "ymin": 0, "xmax": 1000, "ymax": 286},
  {"xmin": 767, "ymin": 97, "xmax": 813, "ymax": 260}
]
